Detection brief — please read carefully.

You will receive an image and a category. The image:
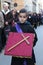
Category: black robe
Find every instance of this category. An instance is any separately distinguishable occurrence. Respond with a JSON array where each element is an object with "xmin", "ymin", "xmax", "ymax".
[
  {"xmin": 2, "ymin": 10, "xmax": 13, "ymax": 26},
  {"xmin": 11, "ymin": 21, "xmax": 38, "ymax": 65}
]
